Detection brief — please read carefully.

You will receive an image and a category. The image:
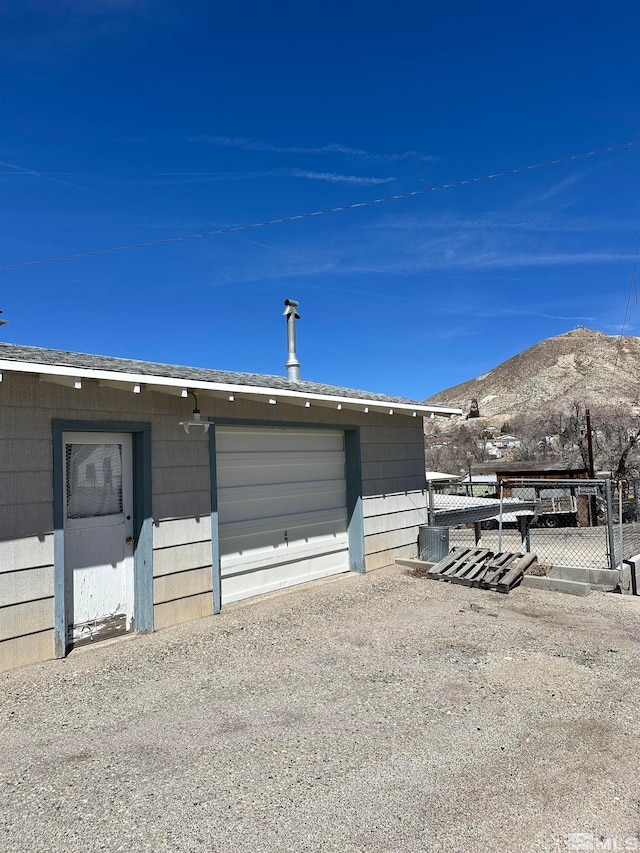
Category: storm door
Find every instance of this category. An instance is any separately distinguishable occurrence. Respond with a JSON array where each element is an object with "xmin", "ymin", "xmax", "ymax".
[{"xmin": 63, "ymin": 432, "xmax": 134, "ymax": 645}]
